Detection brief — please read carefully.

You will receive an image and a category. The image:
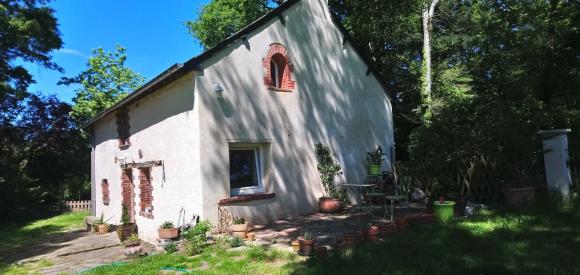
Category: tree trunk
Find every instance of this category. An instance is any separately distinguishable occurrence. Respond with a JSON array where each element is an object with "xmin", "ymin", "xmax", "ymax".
[{"xmin": 421, "ymin": 0, "xmax": 439, "ymax": 117}]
